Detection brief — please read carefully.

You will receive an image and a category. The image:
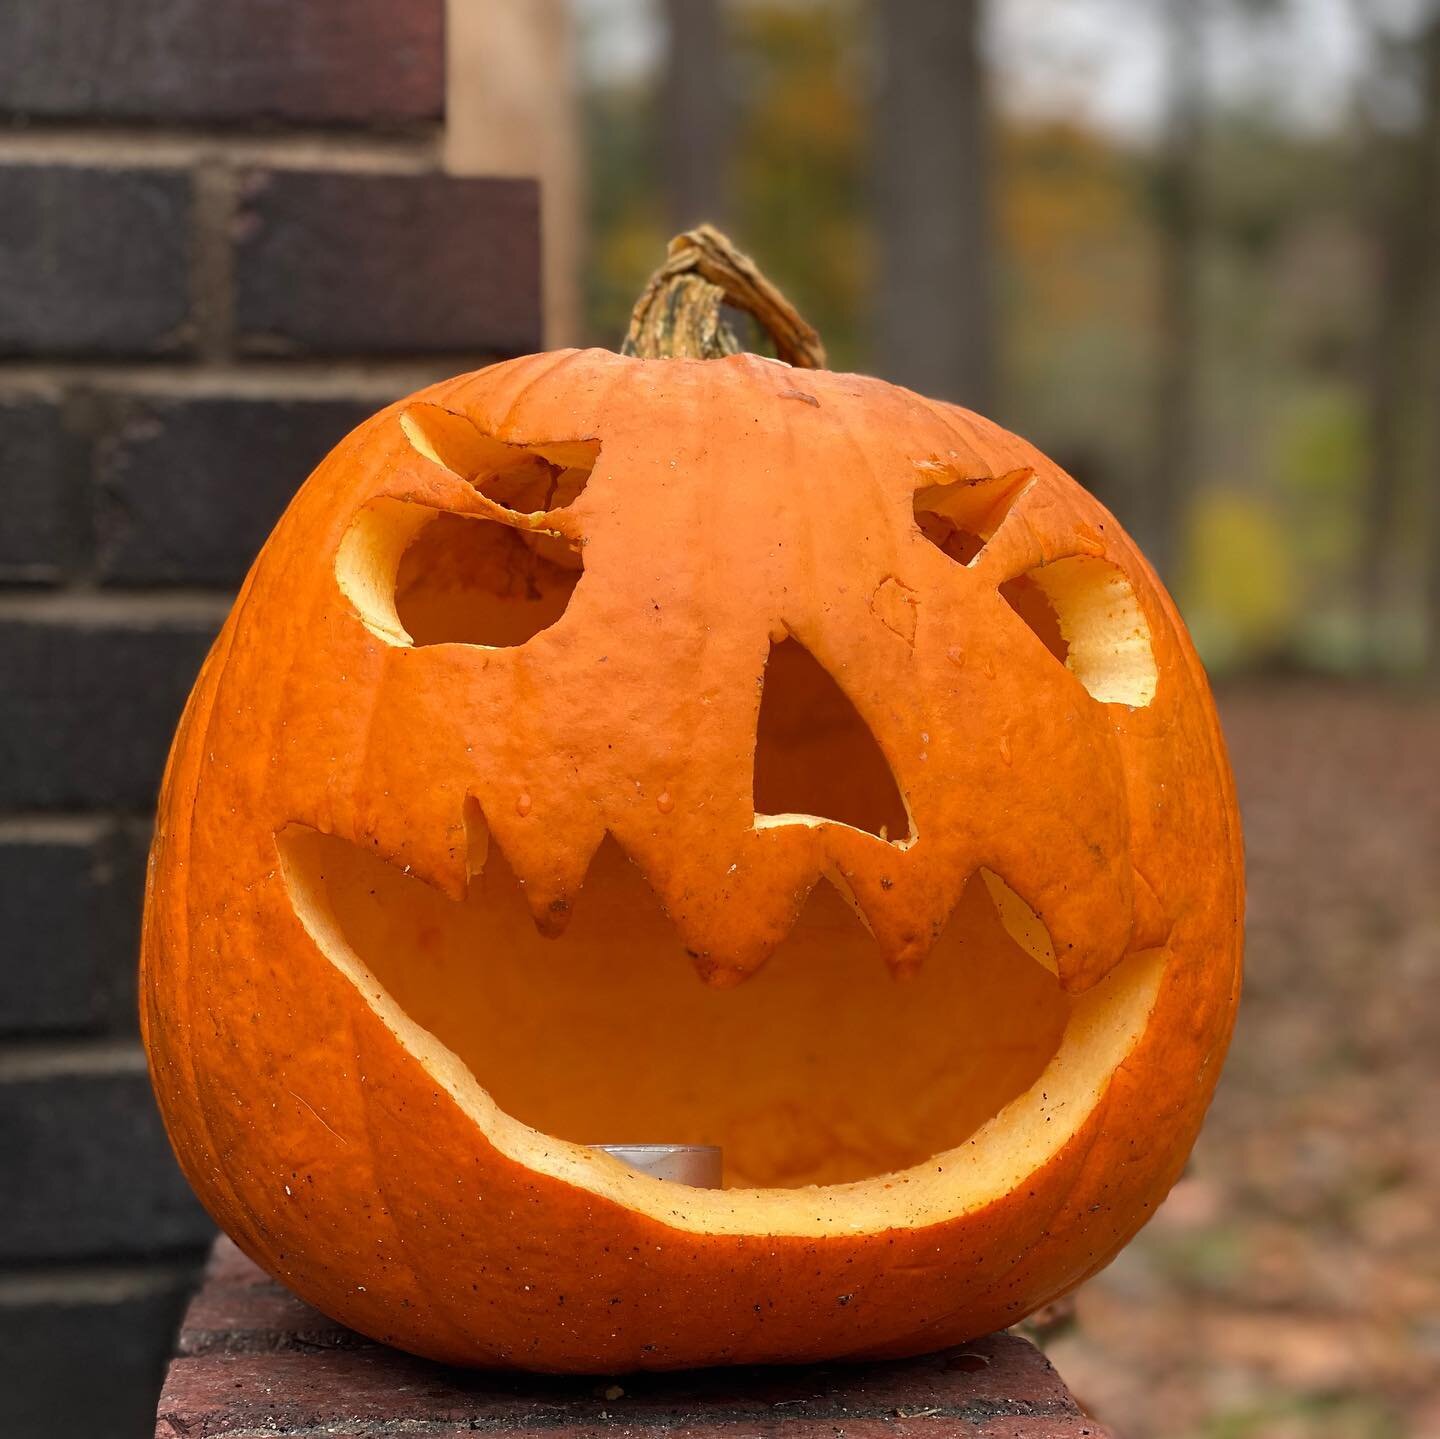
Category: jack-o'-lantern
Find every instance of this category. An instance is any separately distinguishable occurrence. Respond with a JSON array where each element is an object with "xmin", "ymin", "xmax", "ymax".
[{"xmin": 141, "ymin": 230, "xmax": 1242, "ymax": 1372}]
